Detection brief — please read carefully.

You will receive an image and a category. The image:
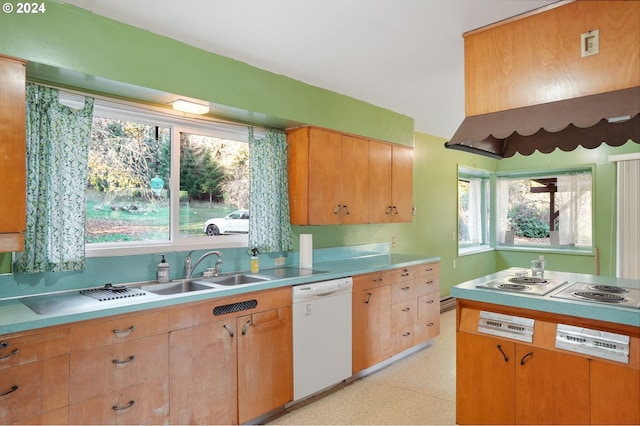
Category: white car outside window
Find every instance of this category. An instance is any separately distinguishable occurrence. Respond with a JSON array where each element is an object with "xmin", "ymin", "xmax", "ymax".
[{"xmin": 203, "ymin": 210, "xmax": 249, "ymax": 236}]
